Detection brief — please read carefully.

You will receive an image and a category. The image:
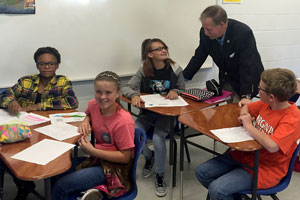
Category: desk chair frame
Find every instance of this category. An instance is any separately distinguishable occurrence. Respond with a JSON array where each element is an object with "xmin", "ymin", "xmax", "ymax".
[
  {"xmin": 238, "ymin": 143, "xmax": 300, "ymax": 200},
  {"xmin": 125, "ymin": 103, "xmax": 189, "ymax": 188},
  {"xmin": 70, "ymin": 128, "xmax": 146, "ymax": 200}
]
